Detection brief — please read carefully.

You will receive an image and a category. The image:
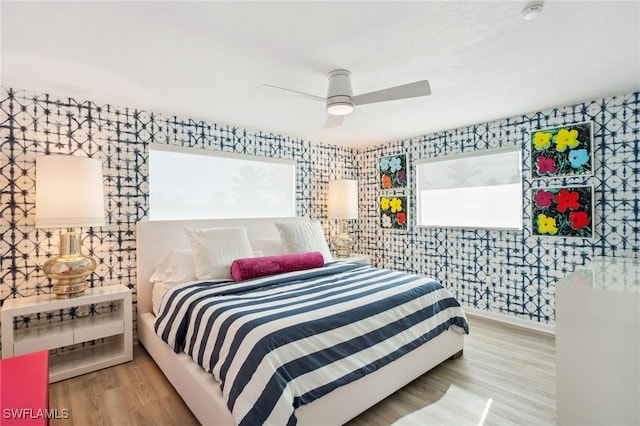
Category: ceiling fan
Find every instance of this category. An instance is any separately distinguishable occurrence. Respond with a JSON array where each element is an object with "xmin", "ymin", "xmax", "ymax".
[{"xmin": 259, "ymin": 69, "xmax": 432, "ymax": 128}]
